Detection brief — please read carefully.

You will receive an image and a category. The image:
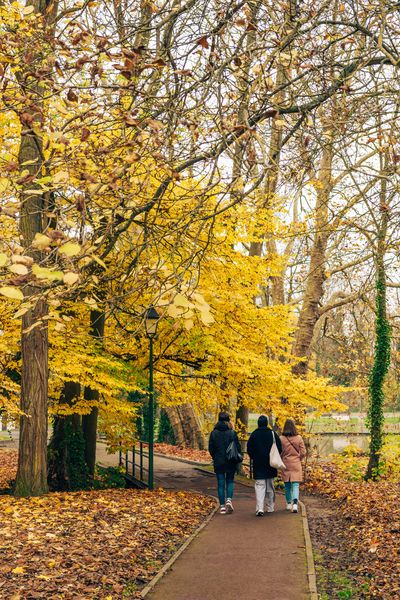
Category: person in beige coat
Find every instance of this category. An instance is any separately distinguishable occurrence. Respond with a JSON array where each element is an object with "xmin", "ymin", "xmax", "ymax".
[{"xmin": 280, "ymin": 419, "xmax": 306, "ymax": 513}]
